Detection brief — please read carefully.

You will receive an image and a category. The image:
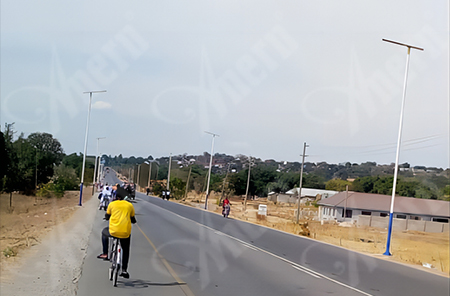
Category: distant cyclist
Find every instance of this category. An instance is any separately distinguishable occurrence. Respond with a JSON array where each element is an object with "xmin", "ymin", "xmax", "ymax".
[
  {"xmin": 97, "ymin": 183, "xmax": 136, "ymax": 279},
  {"xmin": 99, "ymin": 186, "xmax": 112, "ymax": 210}
]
